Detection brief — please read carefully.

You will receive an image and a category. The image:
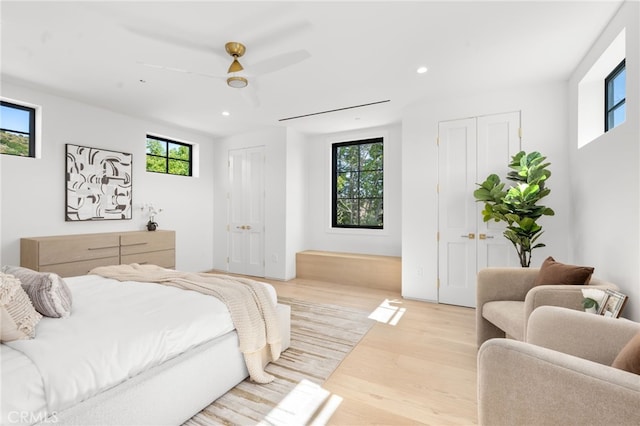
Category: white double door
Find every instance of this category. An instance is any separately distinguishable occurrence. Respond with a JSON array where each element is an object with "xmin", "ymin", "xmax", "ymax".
[
  {"xmin": 228, "ymin": 146, "xmax": 265, "ymax": 277},
  {"xmin": 438, "ymin": 112, "xmax": 521, "ymax": 307}
]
